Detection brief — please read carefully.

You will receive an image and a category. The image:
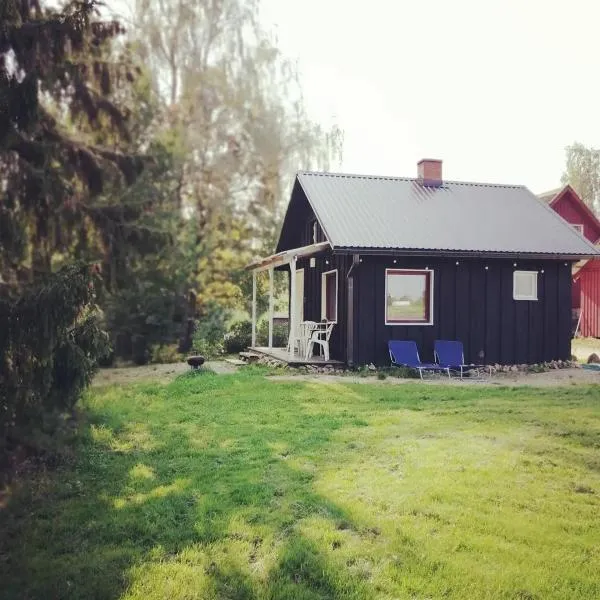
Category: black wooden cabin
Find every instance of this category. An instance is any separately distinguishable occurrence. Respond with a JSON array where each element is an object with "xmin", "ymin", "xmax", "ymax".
[{"xmin": 249, "ymin": 160, "xmax": 600, "ymax": 367}]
